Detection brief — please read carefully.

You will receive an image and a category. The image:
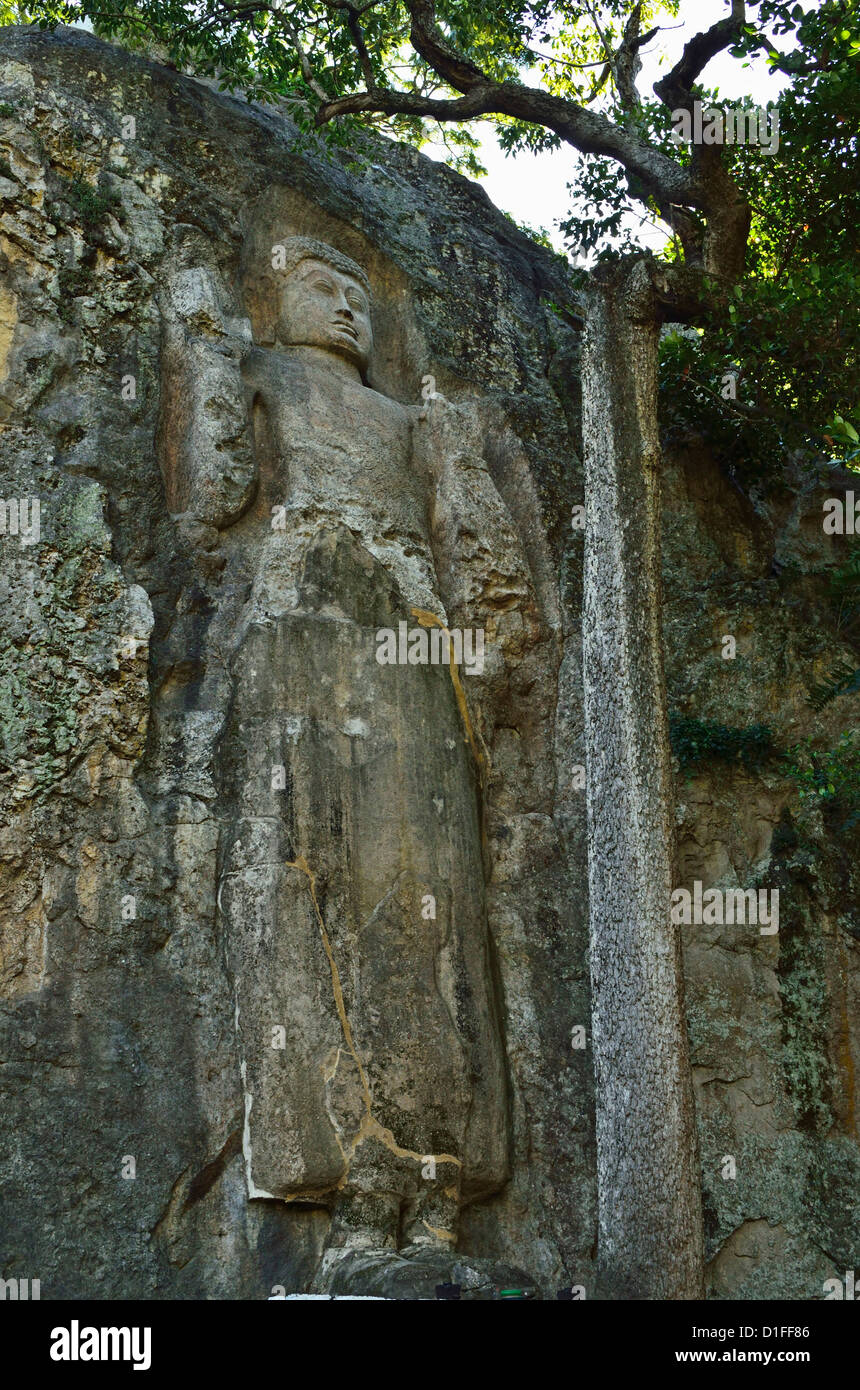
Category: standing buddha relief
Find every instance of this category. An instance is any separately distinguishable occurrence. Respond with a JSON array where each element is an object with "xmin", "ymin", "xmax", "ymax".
[{"xmin": 158, "ymin": 222, "xmax": 546, "ymax": 1285}]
